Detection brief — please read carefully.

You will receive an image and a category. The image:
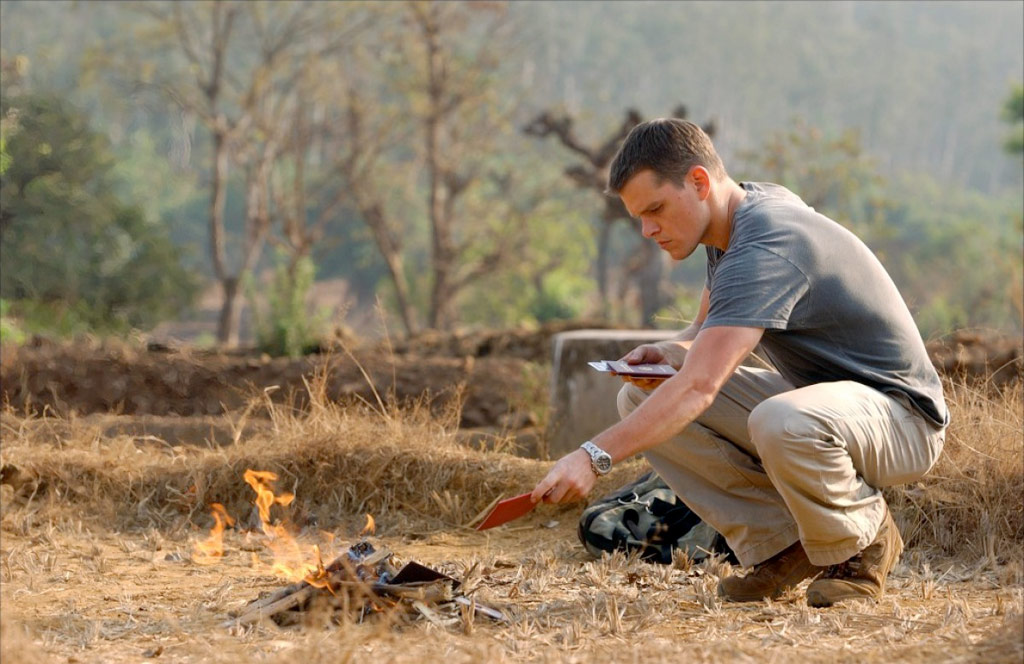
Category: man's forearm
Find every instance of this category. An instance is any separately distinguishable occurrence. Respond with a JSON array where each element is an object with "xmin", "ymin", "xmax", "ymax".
[
  {"xmin": 590, "ymin": 376, "xmax": 714, "ymax": 464},
  {"xmin": 597, "ymin": 324, "xmax": 763, "ymax": 465}
]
